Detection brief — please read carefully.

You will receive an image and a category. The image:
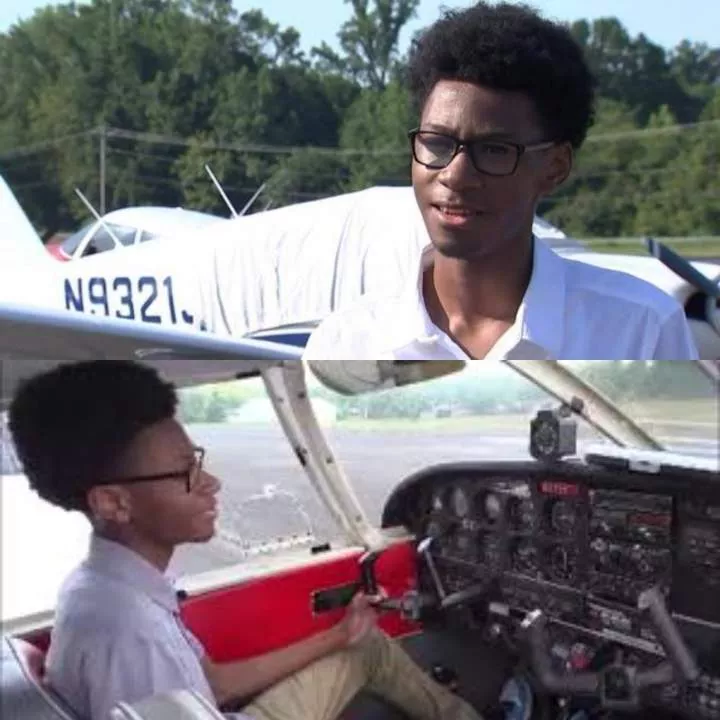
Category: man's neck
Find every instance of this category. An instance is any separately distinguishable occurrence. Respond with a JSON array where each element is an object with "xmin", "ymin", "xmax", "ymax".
[
  {"xmin": 424, "ymin": 236, "xmax": 534, "ymax": 330},
  {"xmin": 96, "ymin": 527, "xmax": 174, "ymax": 573}
]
